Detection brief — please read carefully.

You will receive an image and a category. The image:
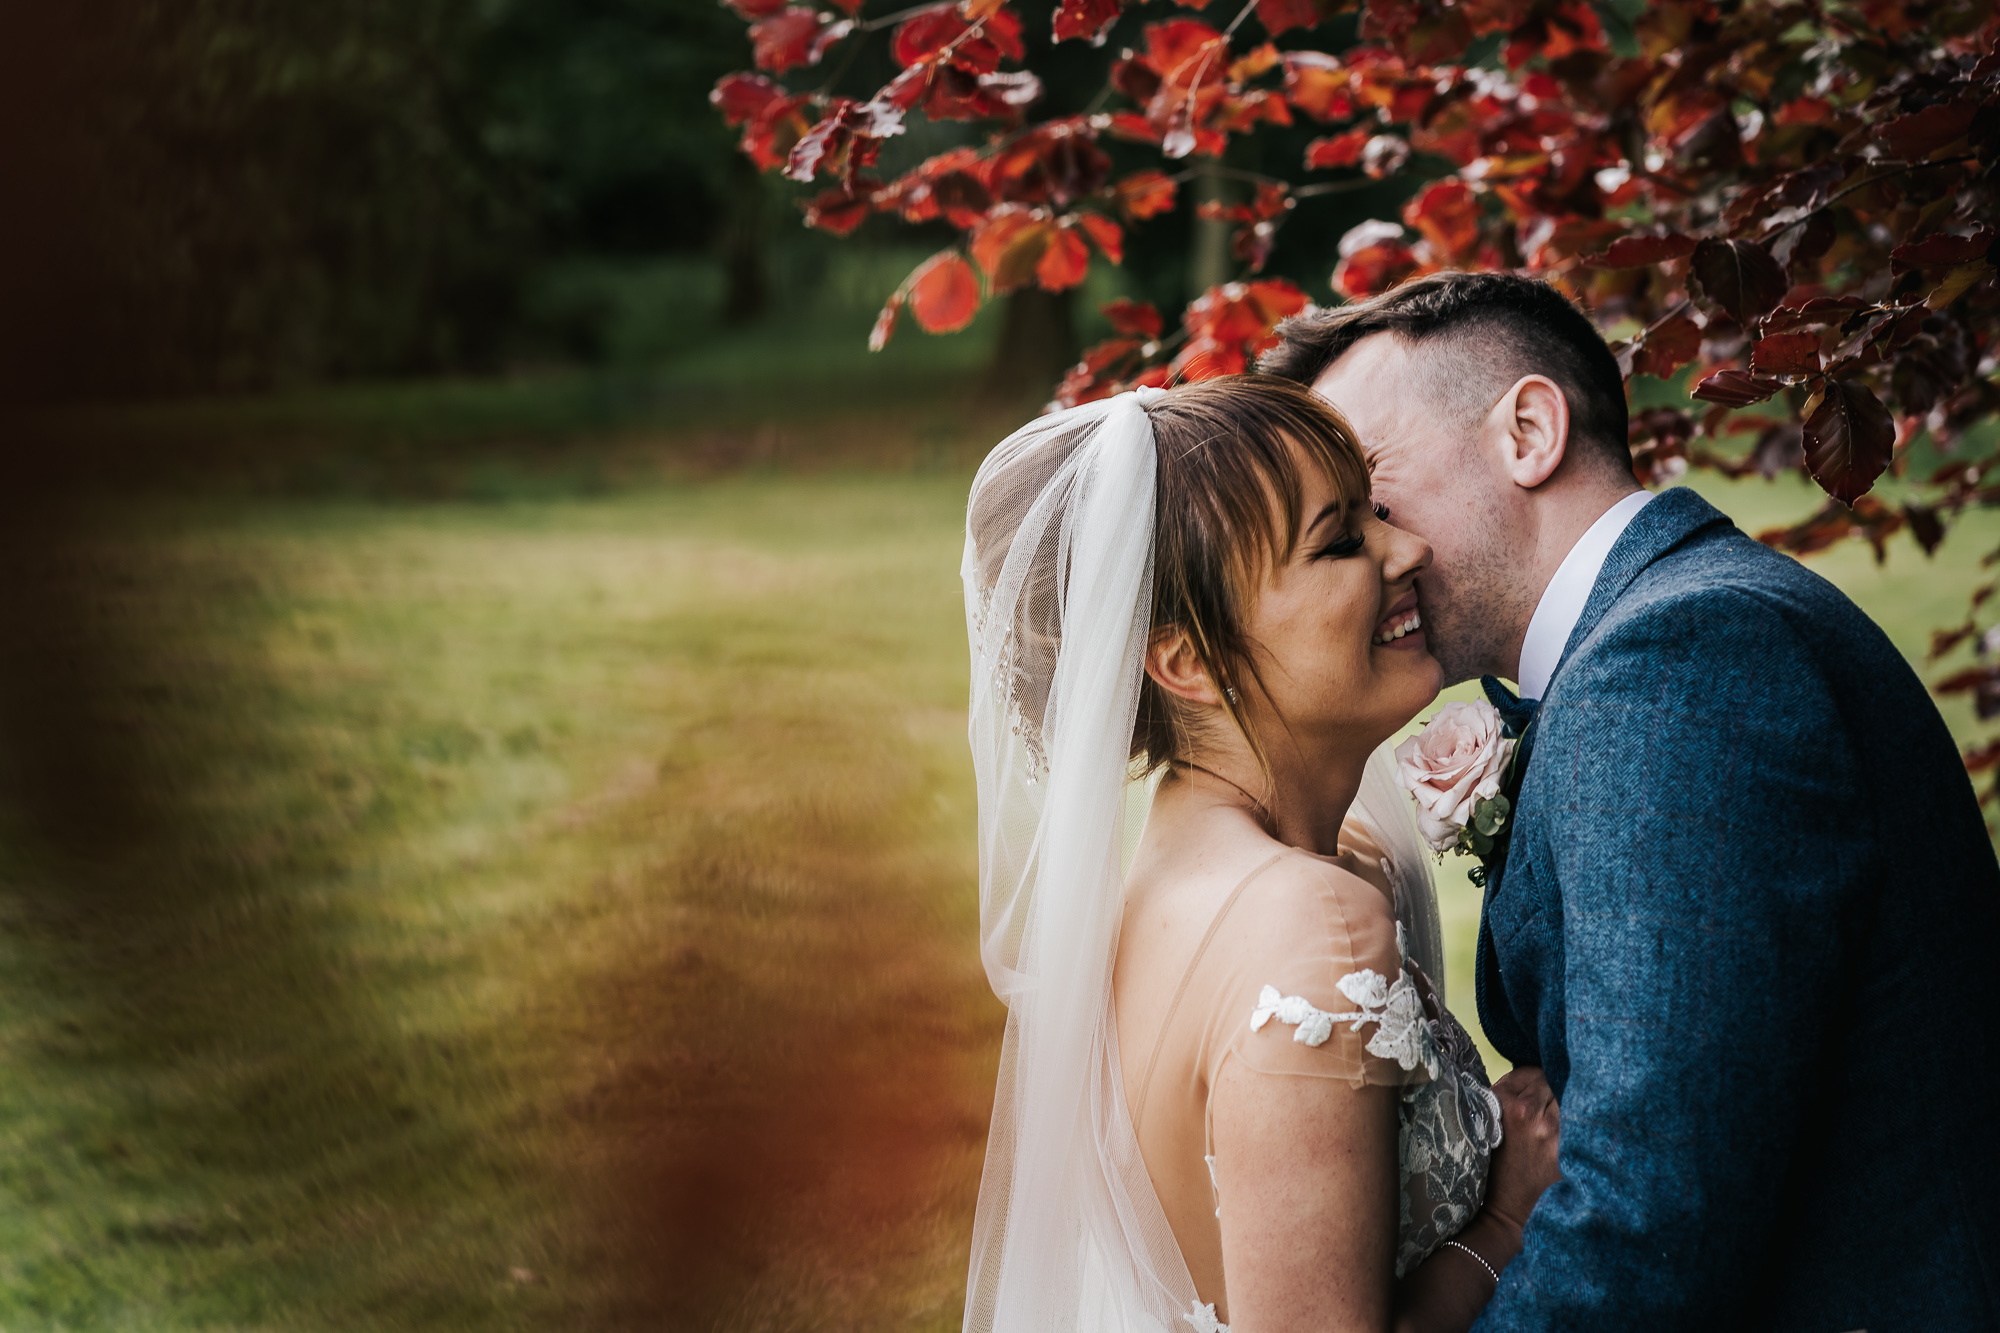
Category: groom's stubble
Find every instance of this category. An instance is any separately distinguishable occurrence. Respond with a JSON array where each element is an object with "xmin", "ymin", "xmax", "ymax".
[{"xmin": 1421, "ymin": 483, "xmax": 1537, "ymax": 688}]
